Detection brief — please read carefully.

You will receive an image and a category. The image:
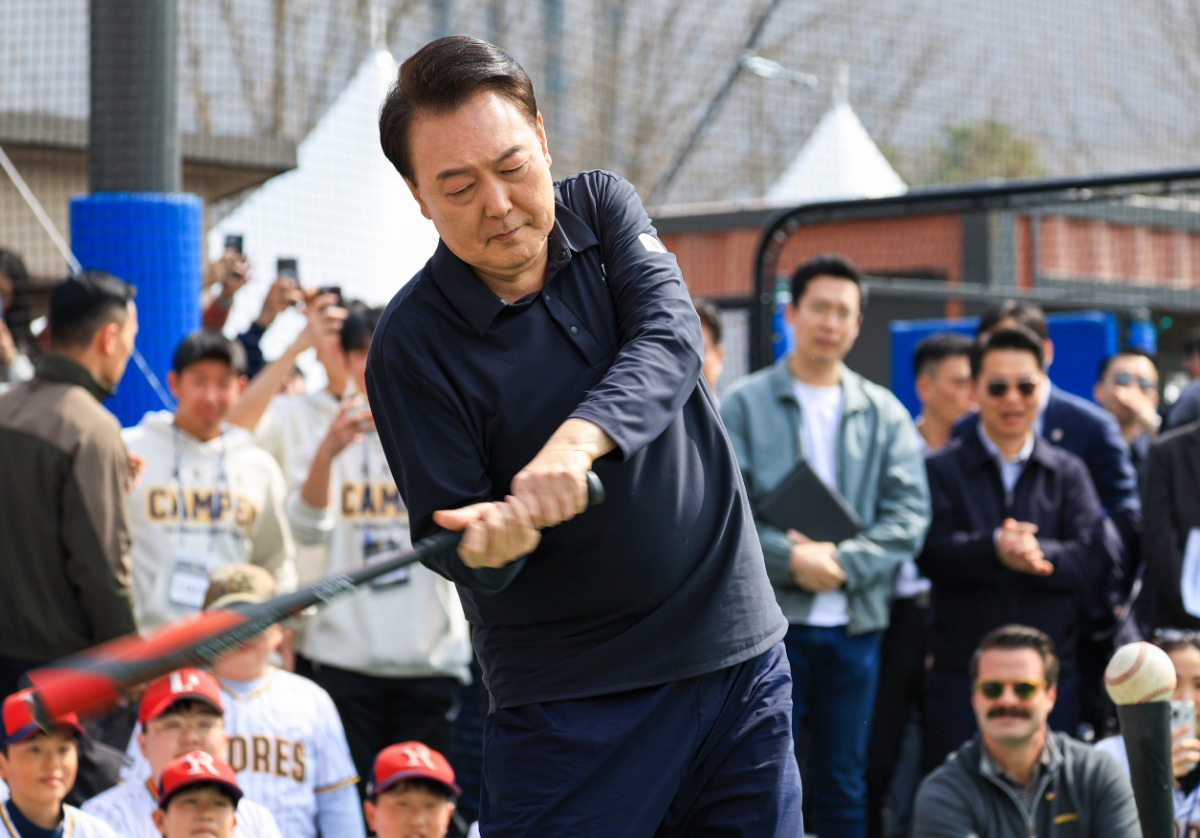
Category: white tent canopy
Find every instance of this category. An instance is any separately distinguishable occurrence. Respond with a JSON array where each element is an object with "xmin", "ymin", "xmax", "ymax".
[
  {"xmin": 765, "ymin": 98, "xmax": 907, "ymax": 206},
  {"xmin": 211, "ymin": 48, "xmax": 440, "ymax": 364}
]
